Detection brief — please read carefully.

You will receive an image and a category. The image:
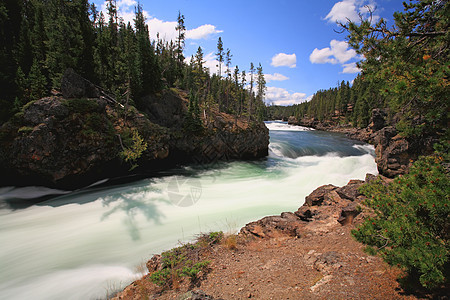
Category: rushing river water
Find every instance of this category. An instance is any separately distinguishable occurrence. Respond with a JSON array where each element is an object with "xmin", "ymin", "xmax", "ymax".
[{"xmin": 0, "ymin": 121, "xmax": 377, "ymax": 299}]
